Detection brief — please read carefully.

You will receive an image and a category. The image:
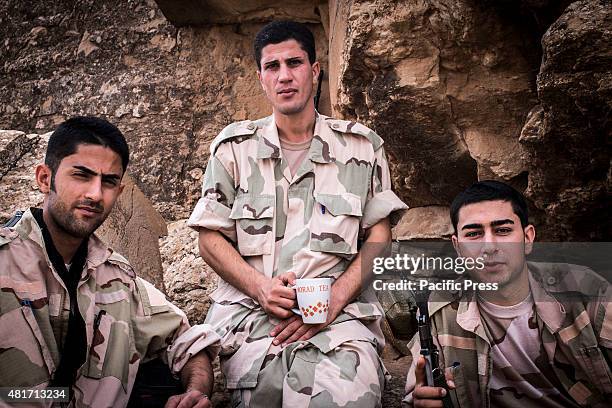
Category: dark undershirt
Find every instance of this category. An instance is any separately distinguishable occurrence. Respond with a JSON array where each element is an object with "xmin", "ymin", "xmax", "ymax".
[{"xmin": 31, "ymin": 208, "xmax": 88, "ymax": 389}]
